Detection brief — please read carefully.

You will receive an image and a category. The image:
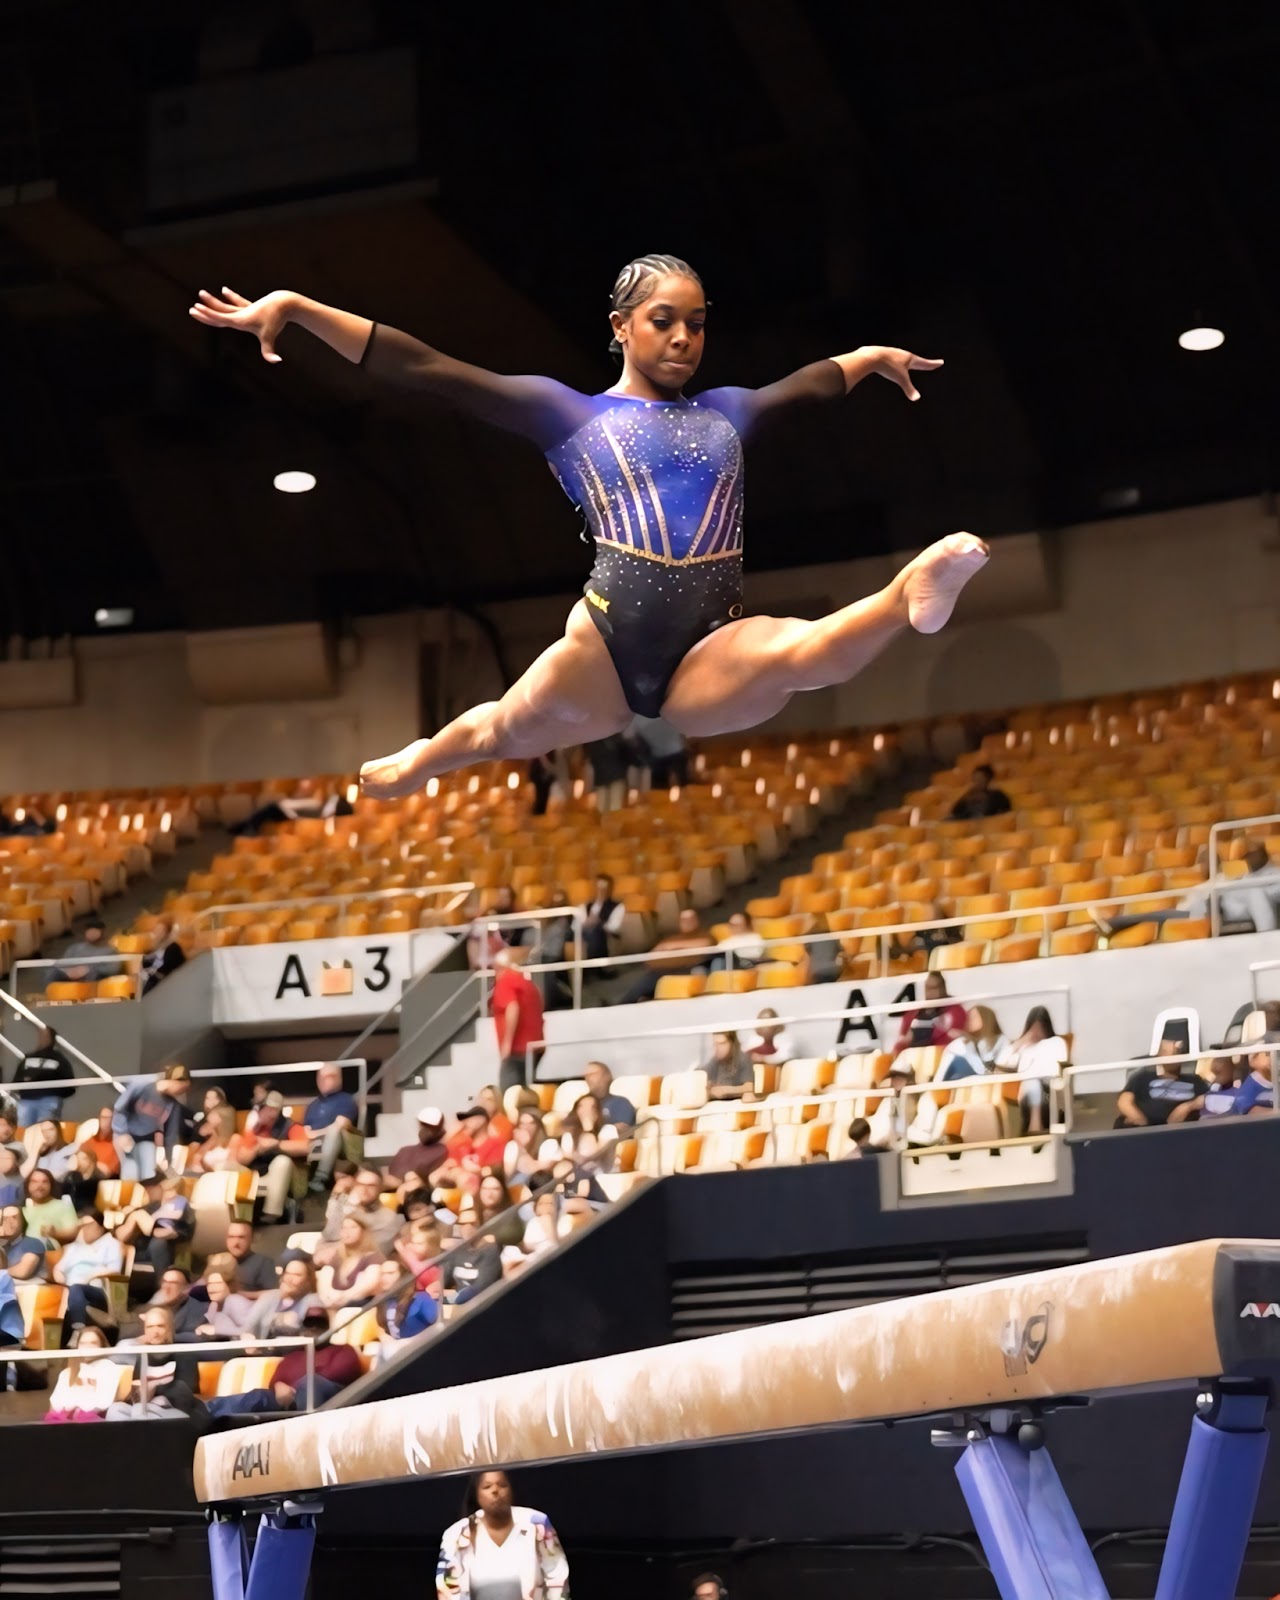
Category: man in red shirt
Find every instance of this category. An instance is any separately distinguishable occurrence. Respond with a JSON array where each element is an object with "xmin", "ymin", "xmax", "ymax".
[
  {"xmin": 489, "ymin": 947, "xmax": 545, "ymax": 1092},
  {"xmin": 442, "ymin": 1106, "xmax": 507, "ymax": 1183}
]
